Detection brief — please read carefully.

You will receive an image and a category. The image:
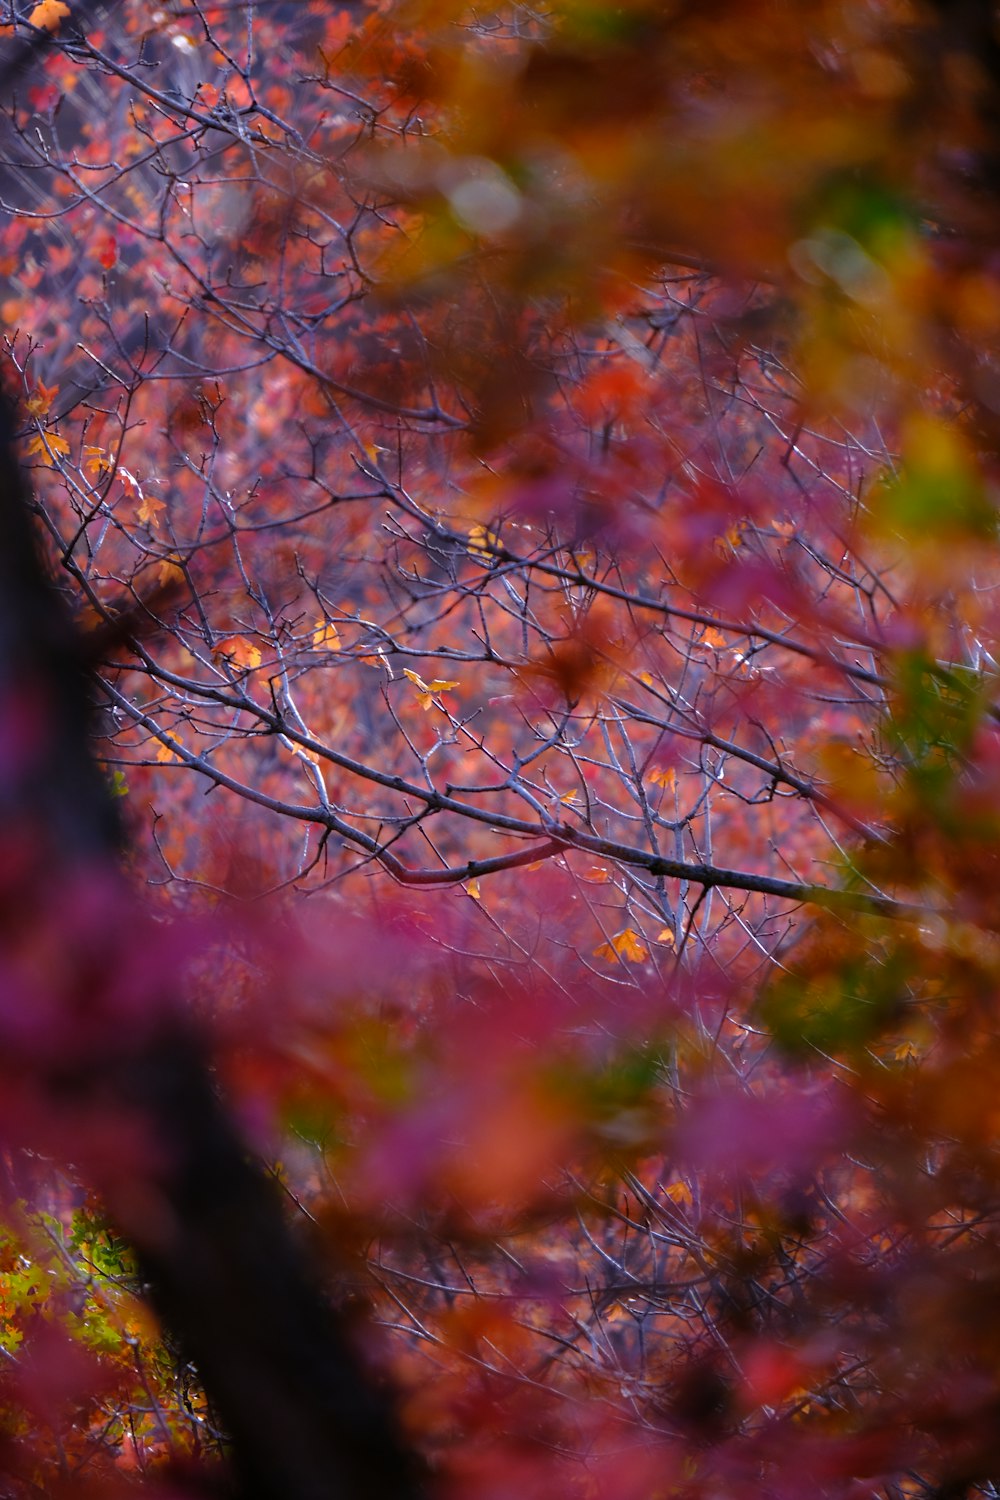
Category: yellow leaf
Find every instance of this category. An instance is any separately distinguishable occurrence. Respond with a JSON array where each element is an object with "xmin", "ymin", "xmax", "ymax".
[
  {"xmin": 648, "ymin": 765, "xmax": 676, "ymax": 789},
  {"xmin": 666, "ymin": 1181, "xmax": 692, "ymax": 1207},
  {"xmin": 701, "ymin": 626, "xmax": 727, "ymax": 649},
  {"xmin": 25, "ymin": 379, "xmax": 57, "ymax": 418},
  {"xmin": 157, "ymin": 556, "xmax": 185, "ymax": 588},
  {"xmin": 138, "ymin": 492, "xmax": 166, "ymax": 528},
  {"xmin": 638, "ymin": 671, "xmax": 655, "ymax": 687},
  {"xmin": 28, "ymin": 0, "xmax": 70, "ymax": 31},
  {"xmin": 594, "ymin": 927, "xmax": 649, "ymax": 964},
  {"xmin": 156, "ymin": 736, "xmax": 184, "ymax": 765},
  {"xmin": 465, "ymin": 878, "xmax": 481, "ymax": 899},
  {"xmin": 312, "ymin": 618, "xmax": 341, "ymax": 651},
  {"xmin": 25, "ymin": 429, "xmax": 69, "ymax": 465},
  {"xmin": 467, "ymin": 523, "xmax": 501, "ymax": 558},
  {"xmin": 403, "ymin": 667, "xmax": 459, "ymax": 710},
  {"xmin": 655, "ymin": 927, "xmax": 676, "ymax": 947}
]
